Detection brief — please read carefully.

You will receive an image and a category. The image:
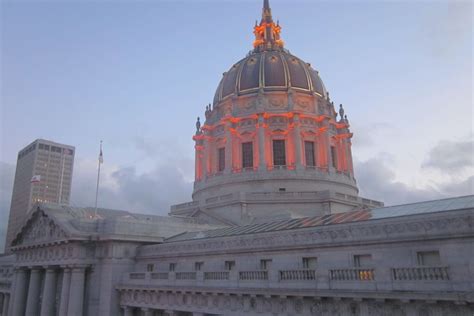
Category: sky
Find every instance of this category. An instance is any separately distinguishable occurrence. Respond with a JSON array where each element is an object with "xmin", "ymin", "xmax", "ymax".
[{"xmin": 0, "ymin": 0, "xmax": 473, "ymax": 250}]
